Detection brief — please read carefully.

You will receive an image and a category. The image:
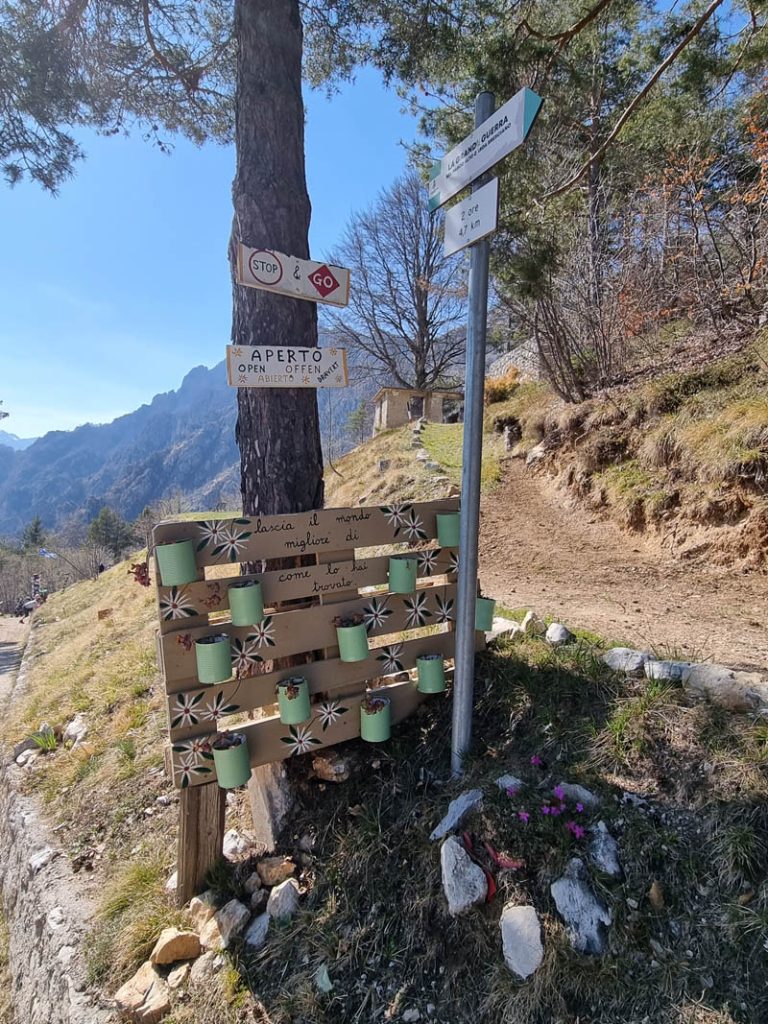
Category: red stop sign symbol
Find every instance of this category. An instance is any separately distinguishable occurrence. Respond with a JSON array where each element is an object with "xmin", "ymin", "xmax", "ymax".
[{"xmin": 309, "ymin": 264, "xmax": 340, "ymax": 298}]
